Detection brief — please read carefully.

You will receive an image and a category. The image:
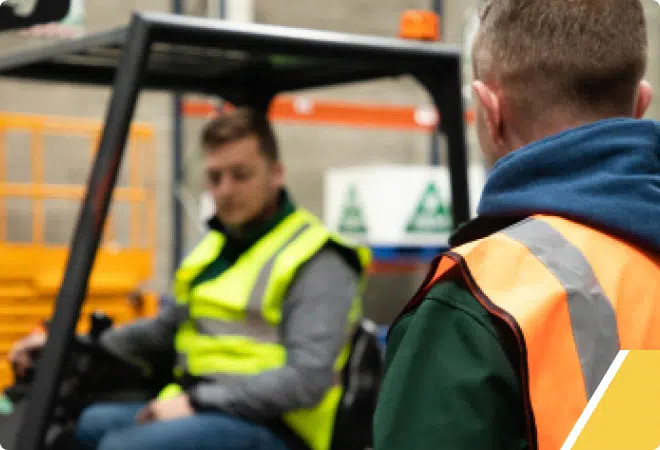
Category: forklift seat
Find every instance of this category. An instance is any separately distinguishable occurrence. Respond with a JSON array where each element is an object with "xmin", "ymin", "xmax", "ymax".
[{"xmin": 331, "ymin": 319, "xmax": 384, "ymax": 450}]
